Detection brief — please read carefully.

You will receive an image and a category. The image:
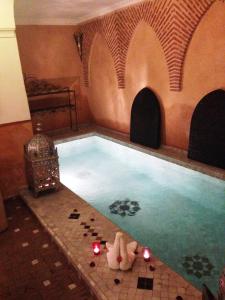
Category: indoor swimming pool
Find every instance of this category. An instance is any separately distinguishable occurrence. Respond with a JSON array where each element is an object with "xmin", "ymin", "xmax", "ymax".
[{"xmin": 57, "ymin": 135, "xmax": 225, "ymax": 293}]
